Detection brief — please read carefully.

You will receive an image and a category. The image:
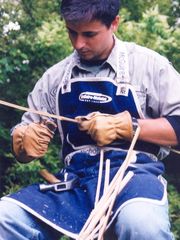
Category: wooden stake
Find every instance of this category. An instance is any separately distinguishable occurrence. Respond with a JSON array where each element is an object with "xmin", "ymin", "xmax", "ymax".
[{"xmin": 0, "ymin": 99, "xmax": 77, "ymax": 123}]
